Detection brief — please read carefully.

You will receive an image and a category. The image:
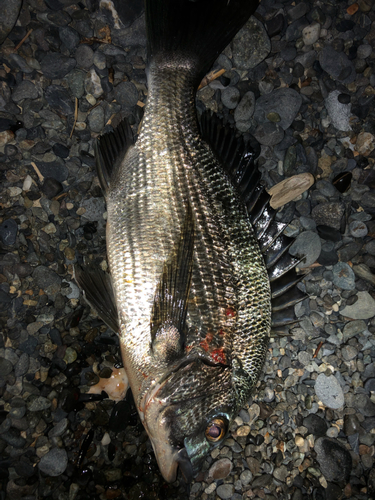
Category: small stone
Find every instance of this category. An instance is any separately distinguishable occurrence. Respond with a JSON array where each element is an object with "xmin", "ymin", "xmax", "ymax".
[
  {"xmin": 41, "ymin": 178, "xmax": 63, "ymax": 199},
  {"xmin": 0, "ymin": 218, "xmax": 18, "ymax": 246},
  {"xmin": 48, "ymin": 419, "xmax": 69, "ymax": 438},
  {"xmin": 216, "ymin": 483, "xmax": 234, "ymax": 500},
  {"xmin": 114, "ymin": 81, "xmax": 138, "ymax": 108},
  {"xmin": 75, "ymin": 44, "xmax": 94, "ymax": 70},
  {"xmin": 253, "ymin": 122, "xmax": 284, "ymax": 146},
  {"xmin": 84, "ymin": 69, "xmax": 103, "ymax": 98},
  {"xmin": 356, "ymin": 131, "xmax": 375, "ymax": 156},
  {"xmin": 221, "ymin": 86, "xmax": 240, "ymax": 110},
  {"xmin": 303, "ymin": 414, "xmax": 328, "ymax": 437},
  {"xmin": 342, "ymin": 345, "xmax": 358, "ymax": 361},
  {"xmin": 45, "ymin": 85, "xmax": 75, "ymax": 116},
  {"xmin": 312, "ymin": 202, "xmax": 345, "ymax": 230},
  {"xmin": 332, "ymin": 262, "xmax": 355, "ymax": 290},
  {"xmin": 349, "ymin": 220, "xmax": 368, "ymax": 238},
  {"xmin": 254, "ymin": 88, "xmax": 302, "ymax": 131},
  {"xmin": 41, "ymin": 53, "xmax": 76, "ymax": 79},
  {"xmin": 12, "ymin": 80, "xmax": 39, "ymax": 102},
  {"xmin": 289, "ymin": 230, "xmax": 321, "ymax": 267},
  {"xmin": 233, "ymin": 16, "xmax": 271, "ymax": 70},
  {"xmin": 0, "ymin": 0, "xmax": 22, "ymax": 45},
  {"xmin": 0, "ymin": 357, "xmax": 13, "ymax": 377},
  {"xmin": 208, "ymin": 458, "xmax": 232, "ymax": 480},
  {"xmin": 315, "ymin": 373, "xmax": 344, "ymax": 409},
  {"xmin": 343, "ymin": 320, "xmax": 367, "ymax": 342},
  {"xmin": 325, "ymin": 90, "xmax": 351, "ymax": 132},
  {"xmin": 38, "ymin": 448, "xmax": 68, "ymax": 476},
  {"xmin": 302, "ymin": 23, "xmax": 320, "ymax": 45},
  {"xmin": 340, "ymin": 291, "xmax": 375, "ymax": 319},
  {"xmin": 88, "ymin": 105, "xmax": 105, "ymax": 133},
  {"xmin": 28, "ymin": 396, "xmax": 52, "ymax": 412},
  {"xmin": 319, "ymin": 46, "xmax": 356, "ymax": 84},
  {"xmin": 273, "ymin": 465, "xmax": 288, "ymax": 482}
]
